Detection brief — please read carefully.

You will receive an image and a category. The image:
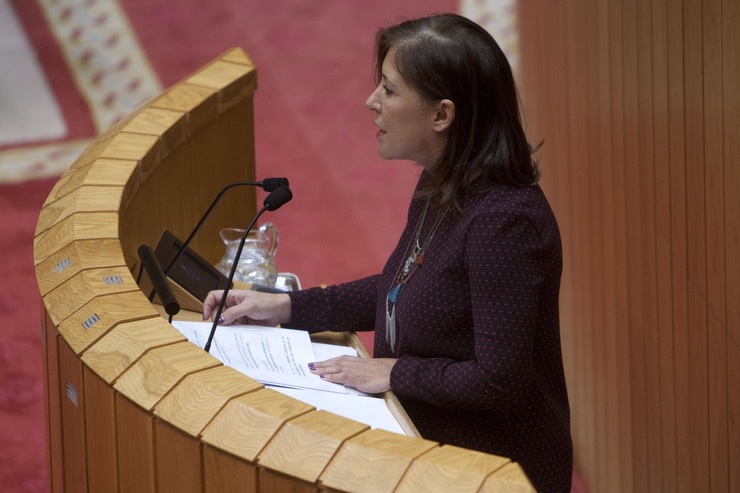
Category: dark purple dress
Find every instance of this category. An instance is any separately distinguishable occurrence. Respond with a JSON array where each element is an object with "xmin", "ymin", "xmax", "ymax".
[{"xmin": 288, "ymin": 176, "xmax": 572, "ymax": 492}]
